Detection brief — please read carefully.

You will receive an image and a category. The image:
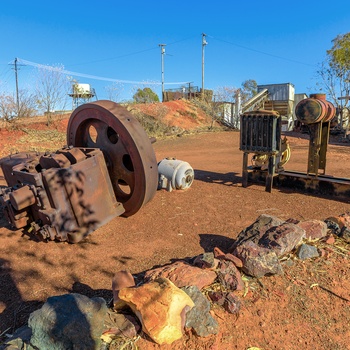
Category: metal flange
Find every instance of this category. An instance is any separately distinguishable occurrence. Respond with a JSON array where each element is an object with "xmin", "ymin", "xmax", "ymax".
[{"xmin": 67, "ymin": 100, "xmax": 158, "ymax": 217}]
